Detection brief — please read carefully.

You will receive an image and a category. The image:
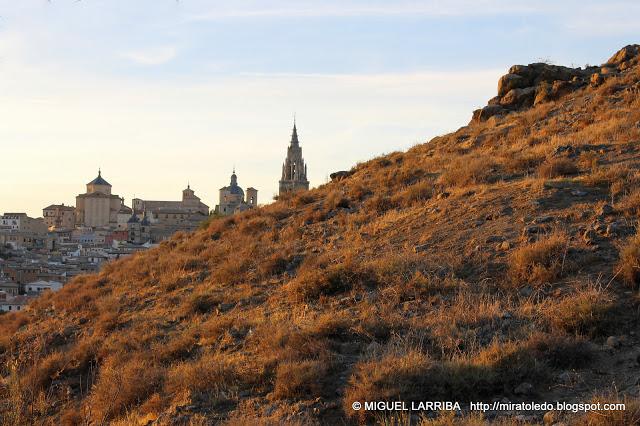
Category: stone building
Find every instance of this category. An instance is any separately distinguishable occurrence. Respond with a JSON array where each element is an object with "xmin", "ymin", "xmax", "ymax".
[
  {"xmin": 279, "ymin": 121, "xmax": 309, "ymax": 195},
  {"xmin": 215, "ymin": 170, "xmax": 257, "ymax": 216},
  {"xmin": 75, "ymin": 170, "xmax": 123, "ymax": 227},
  {"xmin": 0, "ymin": 213, "xmax": 48, "ymax": 249},
  {"xmin": 127, "ymin": 210, "xmax": 151, "ymax": 244},
  {"xmin": 43, "ymin": 204, "xmax": 75, "ymax": 230},
  {"xmin": 132, "ymin": 185, "xmax": 209, "ymax": 217}
]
